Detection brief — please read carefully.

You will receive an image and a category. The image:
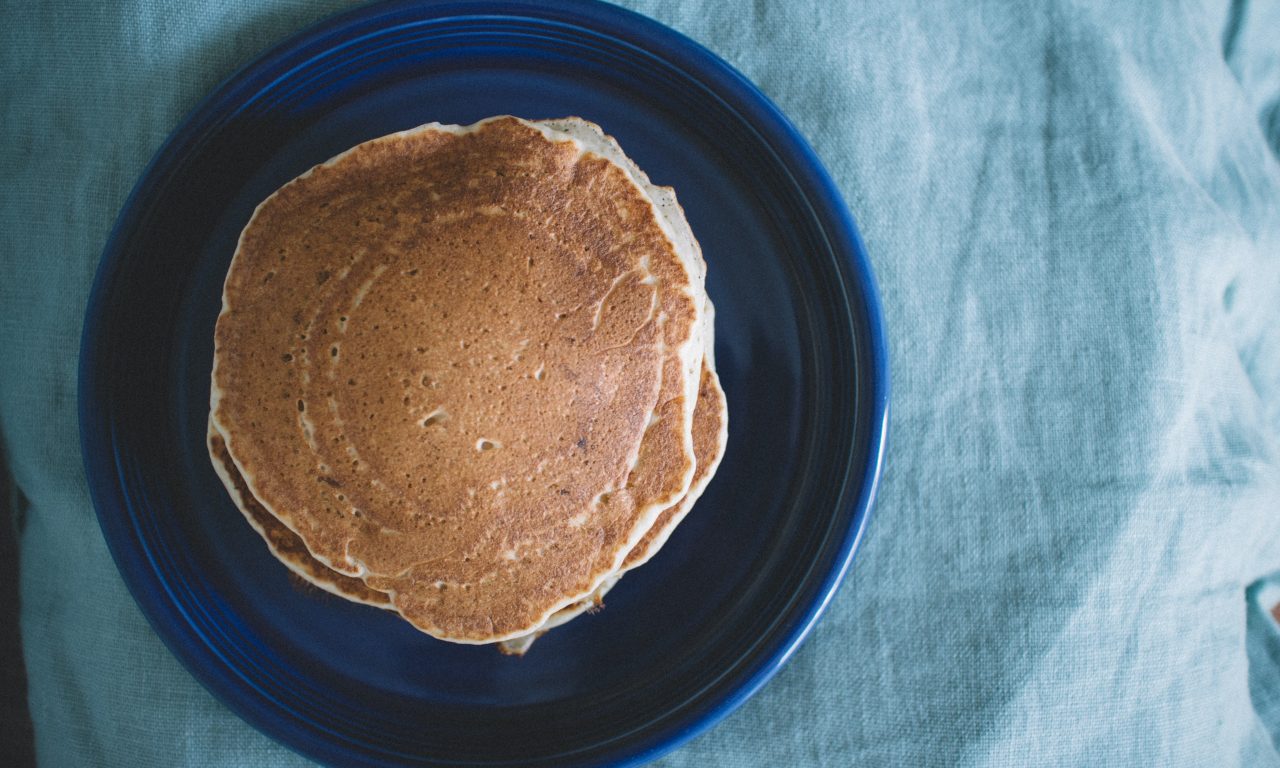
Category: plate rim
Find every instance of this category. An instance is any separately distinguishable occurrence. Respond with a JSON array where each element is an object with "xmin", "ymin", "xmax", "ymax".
[{"xmin": 78, "ymin": 1, "xmax": 890, "ymax": 765}]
